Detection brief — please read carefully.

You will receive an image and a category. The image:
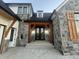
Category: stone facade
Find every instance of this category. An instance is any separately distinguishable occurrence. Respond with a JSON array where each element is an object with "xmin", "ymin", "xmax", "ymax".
[
  {"xmin": 52, "ymin": 11, "xmax": 62, "ymax": 52},
  {"xmin": 5, "ymin": 0, "xmax": 79, "ymax": 55},
  {"xmin": 16, "ymin": 22, "xmax": 29, "ymax": 46},
  {"xmin": 51, "ymin": 0, "xmax": 79, "ymax": 55}
]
